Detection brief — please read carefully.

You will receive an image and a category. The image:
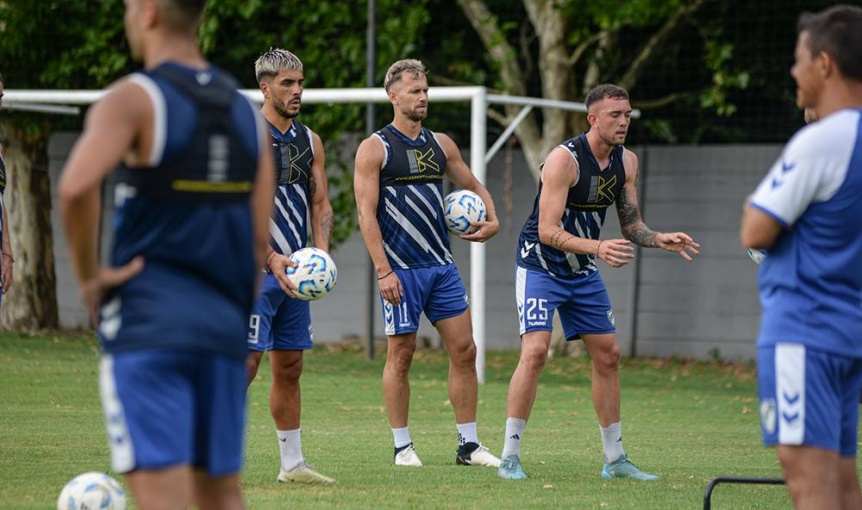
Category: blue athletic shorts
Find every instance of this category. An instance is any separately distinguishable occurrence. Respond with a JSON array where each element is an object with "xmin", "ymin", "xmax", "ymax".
[
  {"xmin": 515, "ymin": 266, "xmax": 615, "ymax": 340},
  {"xmin": 247, "ymin": 272, "xmax": 313, "ymax": 352},
  {"xmin": 382, "ymin": 264, "xmax": 469, "ymax": 336},
  {"xmin": 757, "ymin": 343, "xmax": 862, "ymax": 456},
  {"xmin": 99, "ymin": 350, "xmax": 246, "ymax": 475}
]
